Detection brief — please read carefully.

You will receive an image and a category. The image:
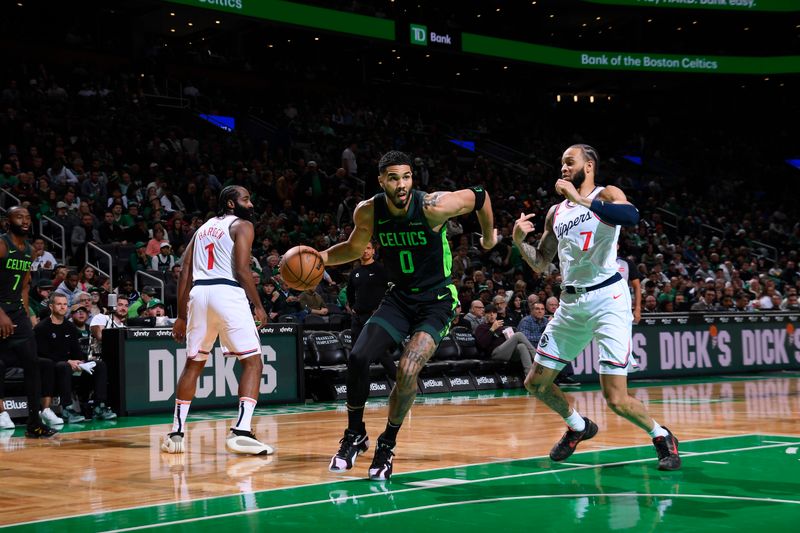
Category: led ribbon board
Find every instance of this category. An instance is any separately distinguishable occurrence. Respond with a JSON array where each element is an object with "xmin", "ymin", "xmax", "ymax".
[
  {"xmin": 583, "ymin": 0, "xmax": 800, "ymax": 12},
  {"xmin": 164, "ymin": 0, "xmax": 395, "ymax": 40},
  {"xmin": 461, "ymin": 33, "xmax": 800, "ymax": 74}
]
